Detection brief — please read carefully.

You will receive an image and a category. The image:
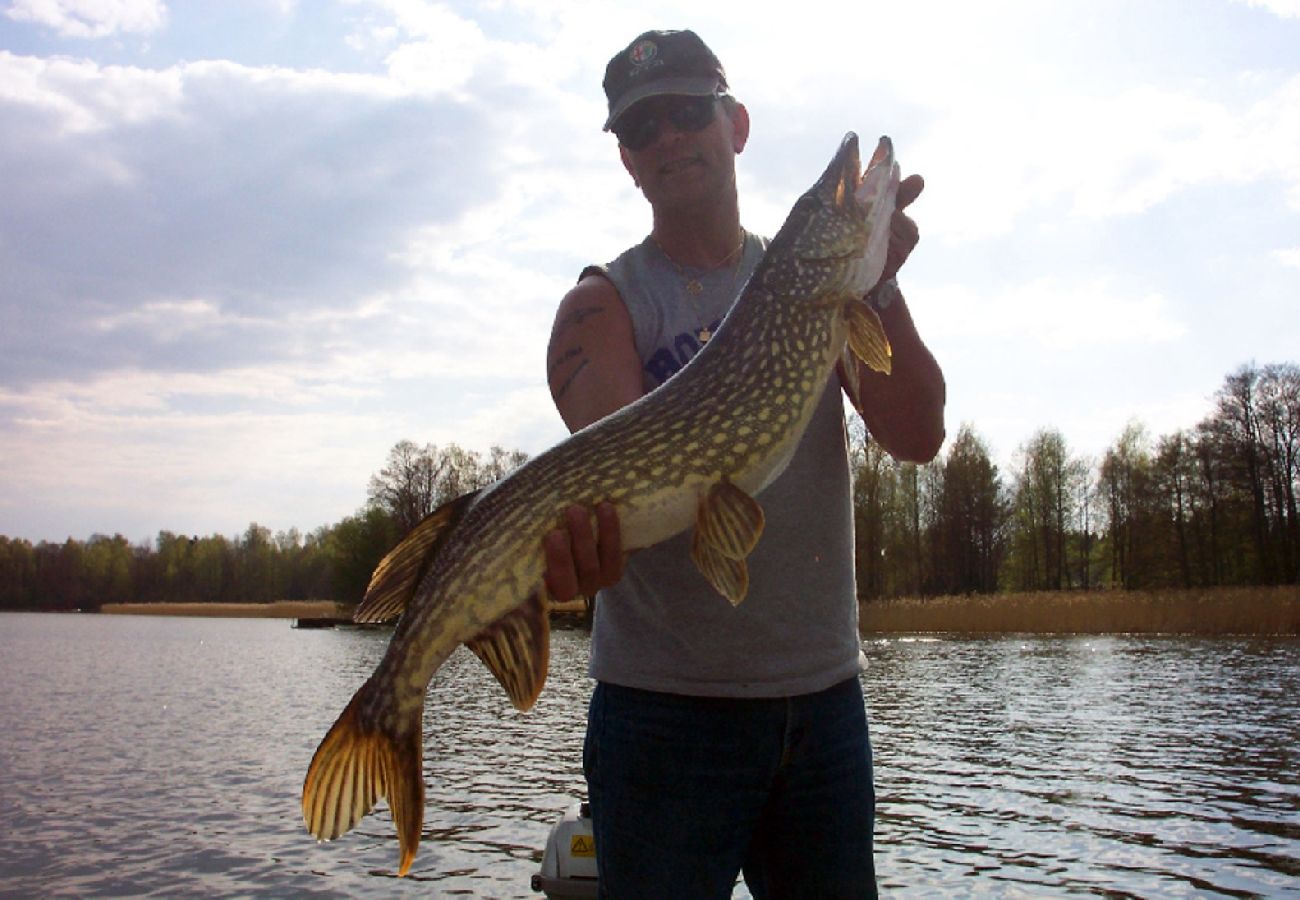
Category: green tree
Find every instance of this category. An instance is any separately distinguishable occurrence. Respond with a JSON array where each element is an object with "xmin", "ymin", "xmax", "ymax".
[
  {"xmin": 0, "ymin": 537, "xmax": 36, "ymax": 610},
  {"xmin": 82, "ymin": 534, "xmax": 134, "ymax": 609},
  {"xmin": 932, "ymin": 425, "xmax": 1006, "ymax": 594},
  {"xmin": 1007, "ymin": 428, "xmax": 1078, "ymax": 590},
  {"xmin": 326, "ymin": 507, "xmax": 399, "ymax": 605},
  {"xmin": 1099, "ymin": 421, "xmax": 1160, "ymax": 589}
]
